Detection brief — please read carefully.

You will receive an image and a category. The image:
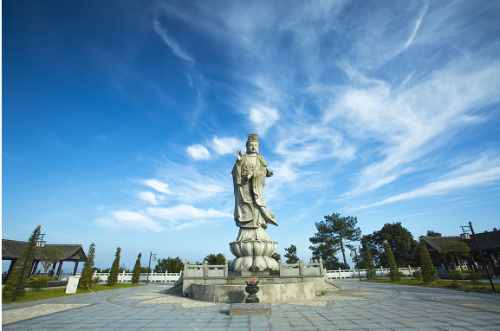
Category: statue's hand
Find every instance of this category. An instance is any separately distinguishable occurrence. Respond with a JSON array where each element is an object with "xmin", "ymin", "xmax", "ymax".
[{"xmin": 266, "ymin": 169, "xmax": 274, "ymax": 177}]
